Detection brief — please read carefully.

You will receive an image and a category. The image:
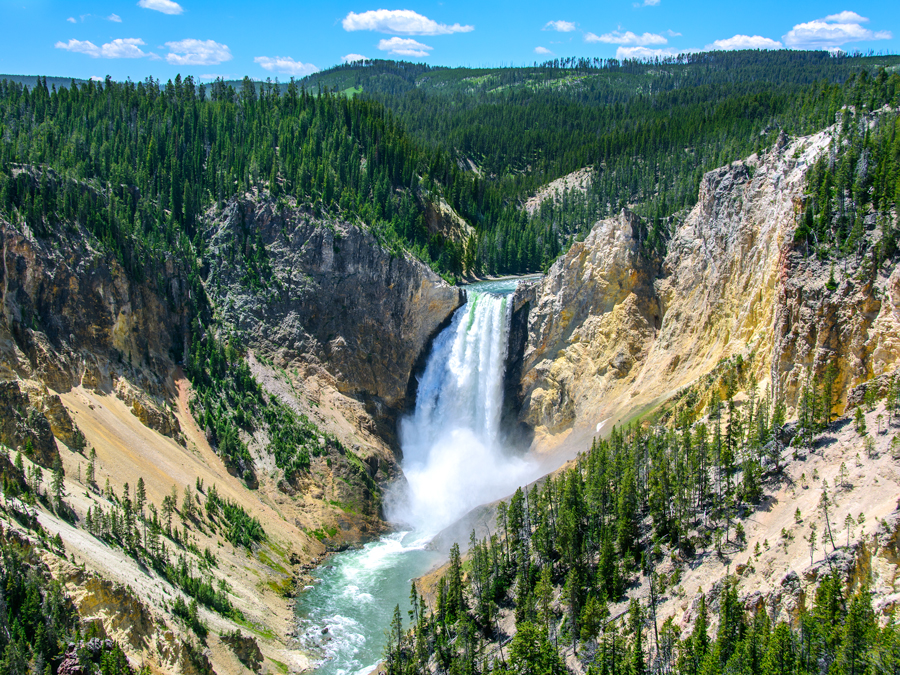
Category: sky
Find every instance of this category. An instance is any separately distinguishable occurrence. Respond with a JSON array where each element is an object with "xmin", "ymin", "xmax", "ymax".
[{"xmin": 0, "ymin": 1, "xmax": 897, "ymax": 82}]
